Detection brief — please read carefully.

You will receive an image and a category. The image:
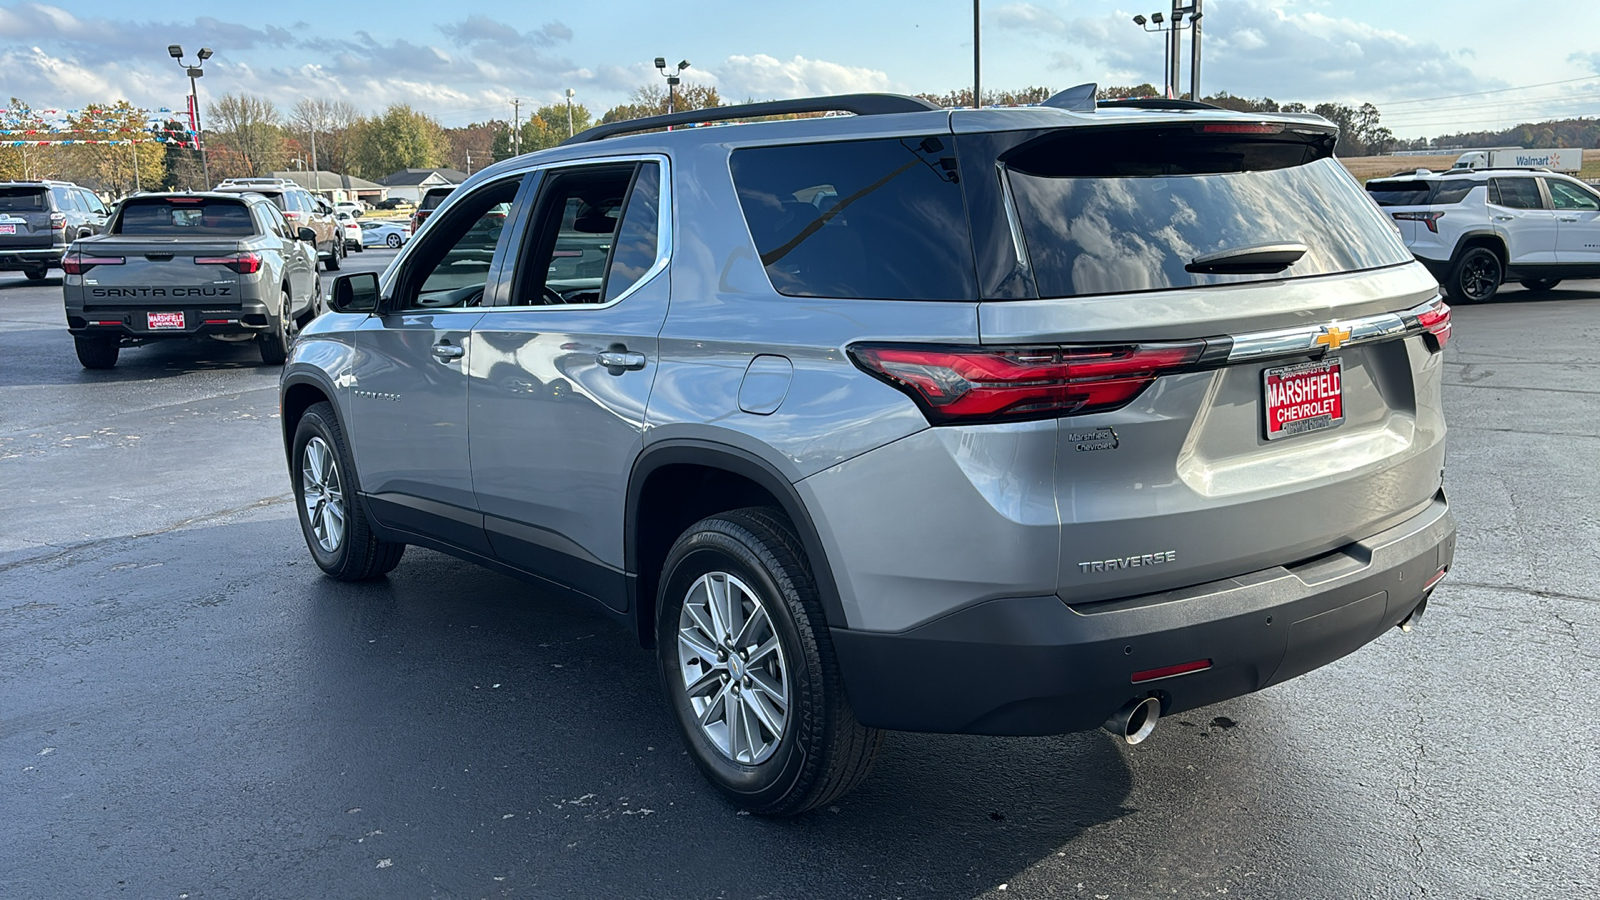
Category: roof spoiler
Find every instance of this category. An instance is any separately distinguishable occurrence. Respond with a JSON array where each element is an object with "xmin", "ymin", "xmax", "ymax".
[{"xmin": 563, "ymin": 93, "xmax": 942, "ymax": 145}]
